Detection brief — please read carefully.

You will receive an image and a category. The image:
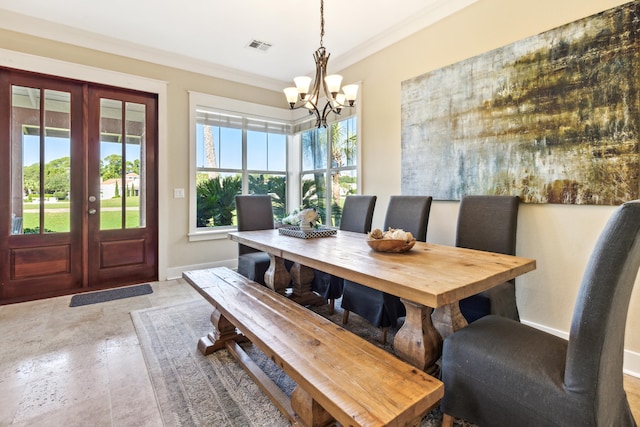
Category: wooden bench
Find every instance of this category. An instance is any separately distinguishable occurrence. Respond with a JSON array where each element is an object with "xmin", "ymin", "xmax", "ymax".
[{"xmin": 183, "ymin": 267, "xmax": 444, "ymax": 427}]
